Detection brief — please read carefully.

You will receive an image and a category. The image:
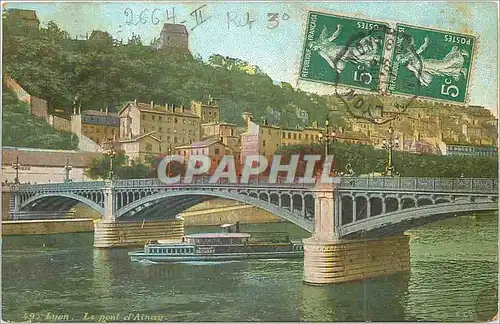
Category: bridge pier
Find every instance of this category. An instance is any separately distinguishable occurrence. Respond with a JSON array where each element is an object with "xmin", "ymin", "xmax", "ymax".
[
  {"xmin": 94, "ymin": 219, "xmax": 185, "ymax": 248},
  {"xmin": 303, "ymin": 184, "xmax": 410, "ymax": 285}
]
